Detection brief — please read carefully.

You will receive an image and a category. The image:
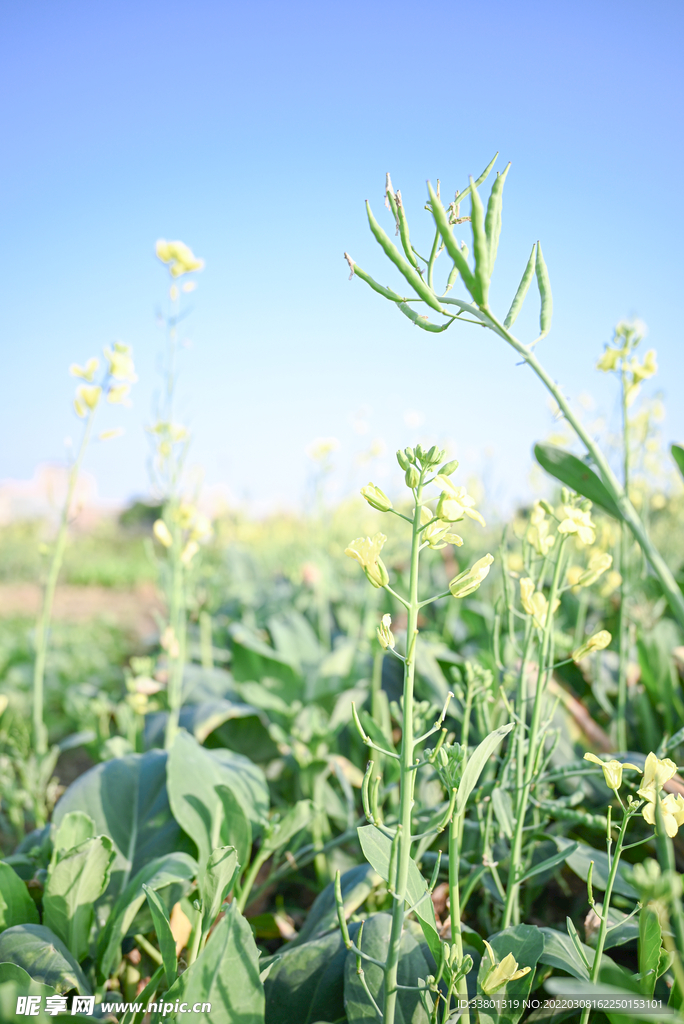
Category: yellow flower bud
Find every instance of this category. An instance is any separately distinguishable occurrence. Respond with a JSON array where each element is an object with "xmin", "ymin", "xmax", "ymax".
[
  {"xmin": 449, "ymin": 554, "xmax": 494, "ymax": 599},
  {"xmin": 156, "ymin": 238, "xmax": 205, "ymax": 277},
  {"xmin": 107, "ymin": 384, "xmax": 131, "ymax": 405},
  {"xmin": 104, "ymin": 344, "xmax": 137, "ymax": 383},
  {"xmin": 574, "ymin": 552, "xmax": 613, "ymax": 588},
  {"xmin": 99, "ymin": 428, "xmax": 124, "ymax": 441},
  {"xmin": 153, "ymin": 519, "xmax": 173, "ymax": 548},
  {"xmin": 377, "ymin": 614, "xmax": 395, "ymax": 650},
  {"xmin": 572, "ymin": 630, "xmax": 612, "ymax": 662},
  {"xmin": 76, "ymin": 384, "xmax": 102, "ymax": 411},
  {"xmin": 519, "ymin": 577, "xmax": 558, "ymax": 629},
  {"xmin": 583, "ymin": 752, "xmax": 641, "ymax": 792},
  {"xmin": 345, "ymin": 533, "xmax": 389, "ymax": 589},
  {"xmin": 361, "ymin": 483, "xmax": 393, "ymax": 512},
  {"xmin": 181, "ymin": 540, "xmax": 199, "ymax": 566},
  {"xmin": 596, "ymin": 347, "xmax": 621, "ymax": 372}
]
